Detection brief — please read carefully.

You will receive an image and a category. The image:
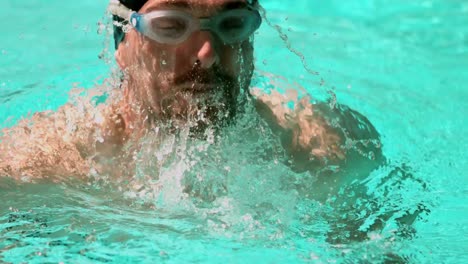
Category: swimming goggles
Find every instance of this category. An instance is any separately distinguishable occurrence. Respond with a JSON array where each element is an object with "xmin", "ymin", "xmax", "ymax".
[{"xmin": 108, "ymin": 0, "xmax": 262, "ymax": 45}]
